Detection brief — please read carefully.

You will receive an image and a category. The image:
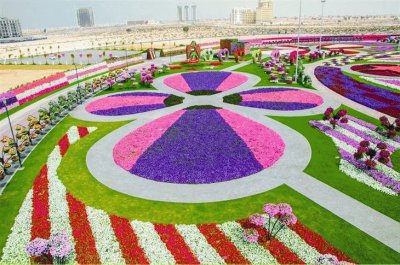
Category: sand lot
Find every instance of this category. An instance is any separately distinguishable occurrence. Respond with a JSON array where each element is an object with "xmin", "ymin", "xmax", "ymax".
[{"xmin": 0, "ymin": 65, "xmax": 76, "ymax": 93}]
